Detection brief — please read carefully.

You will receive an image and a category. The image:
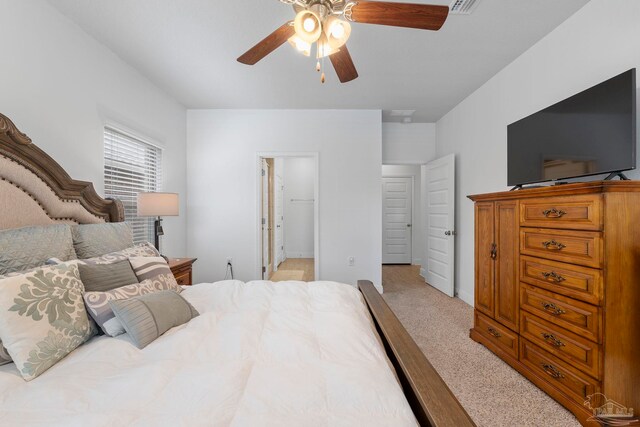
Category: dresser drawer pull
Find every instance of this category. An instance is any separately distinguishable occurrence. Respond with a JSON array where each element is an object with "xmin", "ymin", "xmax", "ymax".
[
  {"xmin": 542, "ymin": 240, "xmax": 567, "ymax": 250},
  {"xmin": 541, "ymin": 363, "xmax": 565, "ymax": 379},
  {"xmin": 487, "ymin": 327, "xmax": 502, "ymax": 338},
  {"xmin": 542, "ymin": 208, "xmax": 567, "ymax": 218},
  {"xmin": 490, "ymin": 243, "xmax": 497, "ymax": 260},
  {"xmin": 541, "ymin": 333, "xmax": 566, "ymax": 348},
  {"xmin": 541, "ymin": 271, "xmax": 566, "ymax": 283},
  {"xmin": 541, "ymin": 302, "xmax": 566, "ymax": 316}
]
